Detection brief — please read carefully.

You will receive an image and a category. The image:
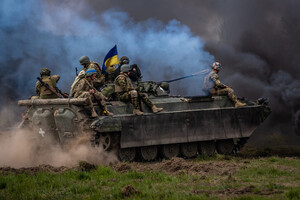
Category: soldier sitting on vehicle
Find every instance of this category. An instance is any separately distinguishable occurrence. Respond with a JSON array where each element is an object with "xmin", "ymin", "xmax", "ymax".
[
  {"xmin": 102, "ymin": 56, "xmax": 143, "ymax": 100},
  {"xmin": 35, "ymin": 68, "xmax": 61, "ymax": 99},
  {"xmin": 79, "ymin": 55, "xmax": 105, "ymax": 89},
  {"xmin": 115, "ymin": 56, "xmax": 142, "ymax": 87},
  {"xmin": 101, "ymin": 64, "xmax": 117, "ymax": 99},
  {"xmin": 203, "ymin": 62, "xmax": 246, "ymax": 108},
  {"xmin": 73, "ymin": 69, "xmax": 113, "ymax": 117},
  {"xmin": 114, "ymin": 64, "xmax": 163, "ymax": 115}
]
